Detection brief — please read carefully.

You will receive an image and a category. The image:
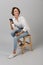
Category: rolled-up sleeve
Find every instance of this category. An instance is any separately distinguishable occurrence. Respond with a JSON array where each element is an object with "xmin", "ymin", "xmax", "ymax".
[{"xmin": 21, "ymin": 16, "xmax": 30, "ymax": 32}]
